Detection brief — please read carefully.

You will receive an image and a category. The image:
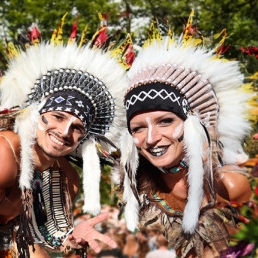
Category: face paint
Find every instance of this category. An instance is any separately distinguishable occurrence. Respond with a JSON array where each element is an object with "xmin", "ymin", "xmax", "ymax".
[
  {"xmin": 146, "ymin": 117, "xmax": 152, "ymax": 142},
  {"xmin": 63, "ymin": 116, "xmax": 76, "ymax": 135},
  {"xmin": 42, "ymin": 115, "xmax": 48, "ymax": 125},
  {"xmin": 133, "ymin": 137, "xmax": 139, "ymax": 144},
  {"xmin": 38, "ymin": 115, "xmax": 48, "ymax": 131},
  {"xmin": 38, "ymin": 123, "xmax": 45, "ymax": 131},
  {"xmin": 172, "ymin": 122, "xmax": 183, "ymax": 140},
  {"xmin": 178, "ymin": 133, "xmax": 184, "ymax": 142}
]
